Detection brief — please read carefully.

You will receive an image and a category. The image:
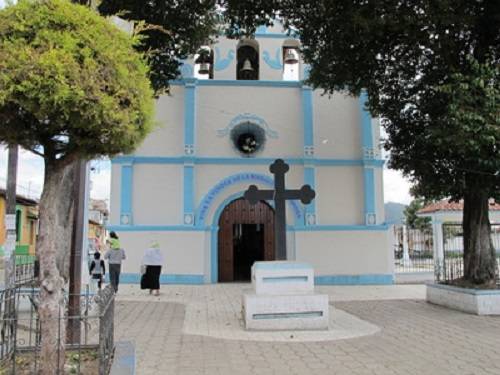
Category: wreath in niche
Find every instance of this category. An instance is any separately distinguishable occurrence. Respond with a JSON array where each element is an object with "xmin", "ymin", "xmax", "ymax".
[{"xmin": 230, "ymin": 122, "xmax": 266, "ymax": 156}]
